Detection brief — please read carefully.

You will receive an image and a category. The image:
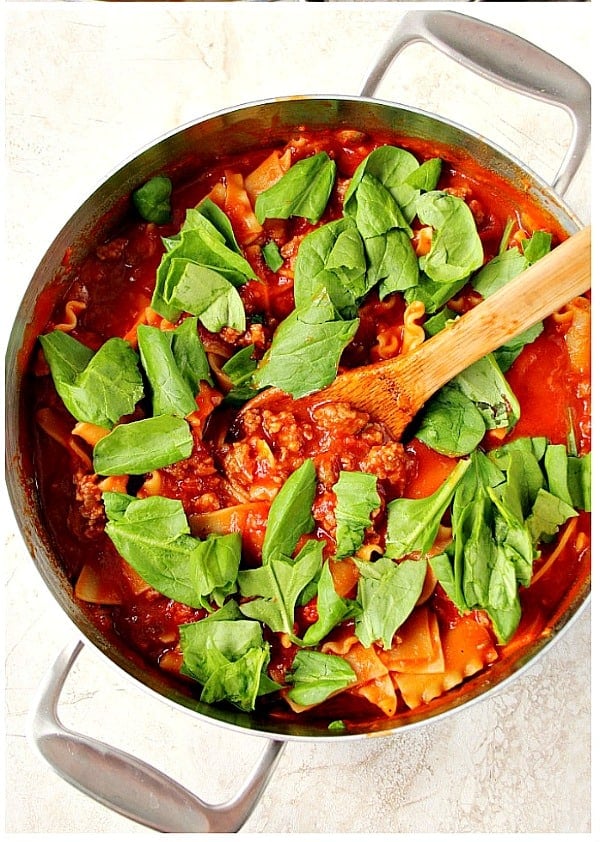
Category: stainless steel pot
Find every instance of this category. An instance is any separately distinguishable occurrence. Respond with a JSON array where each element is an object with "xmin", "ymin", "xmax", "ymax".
[{"xmin": 5, "ymin": 11, "xmax": 591, "ymax": 833}]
